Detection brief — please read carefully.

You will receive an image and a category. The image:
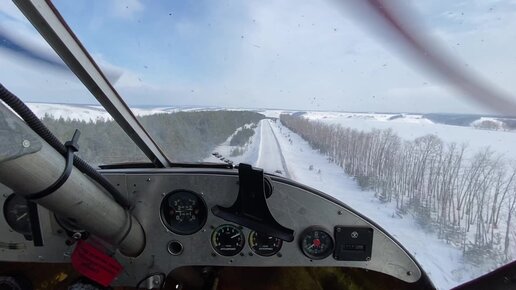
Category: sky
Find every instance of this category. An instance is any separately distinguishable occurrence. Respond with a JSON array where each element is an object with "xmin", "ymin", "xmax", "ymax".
[{"xmin": 1, "ymin": 0, "xmax": 516, "ymax": 114}]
